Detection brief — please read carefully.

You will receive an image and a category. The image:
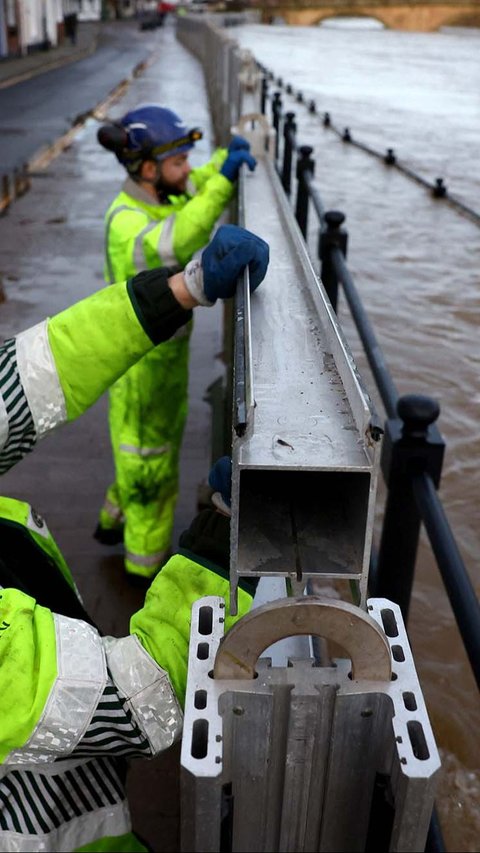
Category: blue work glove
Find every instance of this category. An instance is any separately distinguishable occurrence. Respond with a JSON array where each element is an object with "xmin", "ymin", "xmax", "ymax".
[
  {"xmin": 228, "ymin": 135, "xmax": 251, "ymax": 153},
  {"xmin": 208, "ymin": 456, "xmax": 232, "ymax": 516},
  {"xmin": 183, "ymin": 225, "xmax": 269, "ymax": 306},
  {"xmin": 220, "ymin": 149, "xmax": 257, "ymax": 183}
]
